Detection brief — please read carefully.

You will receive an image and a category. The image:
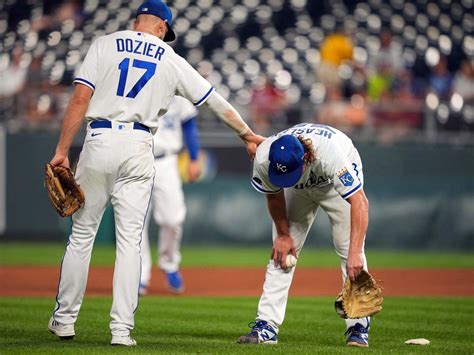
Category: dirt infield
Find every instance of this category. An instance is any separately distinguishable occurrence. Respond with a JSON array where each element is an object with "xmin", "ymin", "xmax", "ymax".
[{"xmin": 1, "ymin": 266, "xmax": 473, "ymax": 297}]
